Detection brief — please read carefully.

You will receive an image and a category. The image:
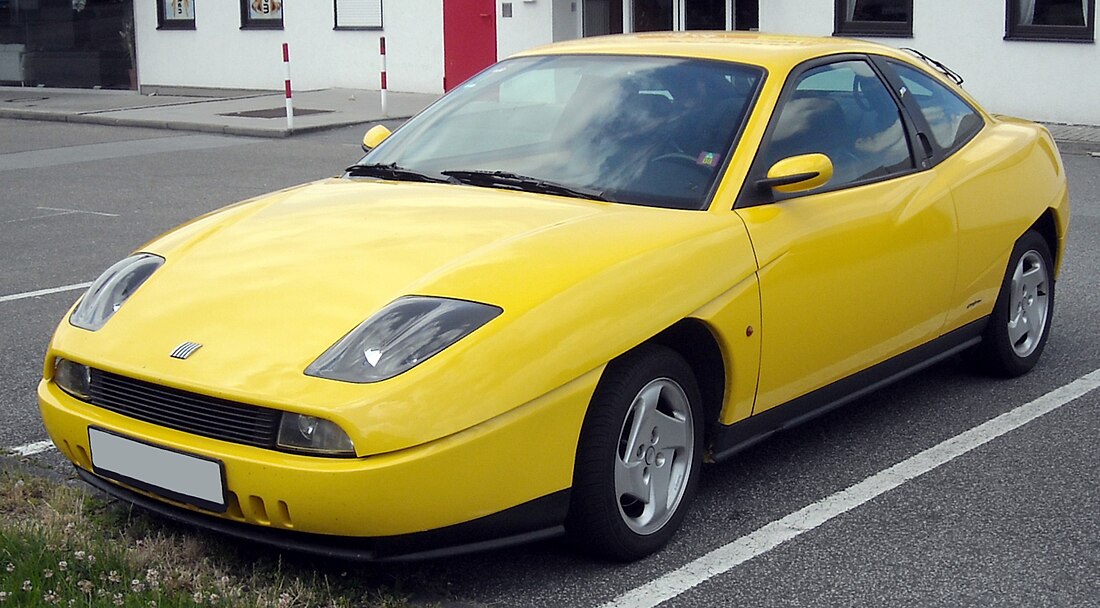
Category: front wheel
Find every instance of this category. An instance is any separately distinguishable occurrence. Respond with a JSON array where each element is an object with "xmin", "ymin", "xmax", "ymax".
[
  {"xmin": 971, "ymin": 230, "xmax": 1055, "ymax": 377},
  {"xmin": 566, "ymin": 345, "xmax": 704, "ymax": 561}
]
